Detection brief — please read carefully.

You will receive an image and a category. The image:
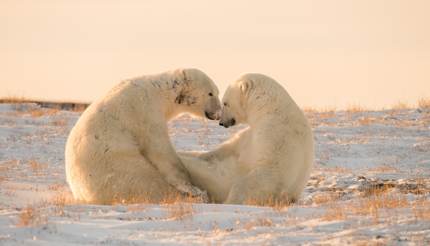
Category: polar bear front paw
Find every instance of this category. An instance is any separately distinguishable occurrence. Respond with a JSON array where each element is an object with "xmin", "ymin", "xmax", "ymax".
[
  {"xmin": 191, "ymin": 188, "xmax": 209, "ymax": 203},
  {"xmin": 176, "ymin": 183, "xmax": 209, "ymax": 203}
]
